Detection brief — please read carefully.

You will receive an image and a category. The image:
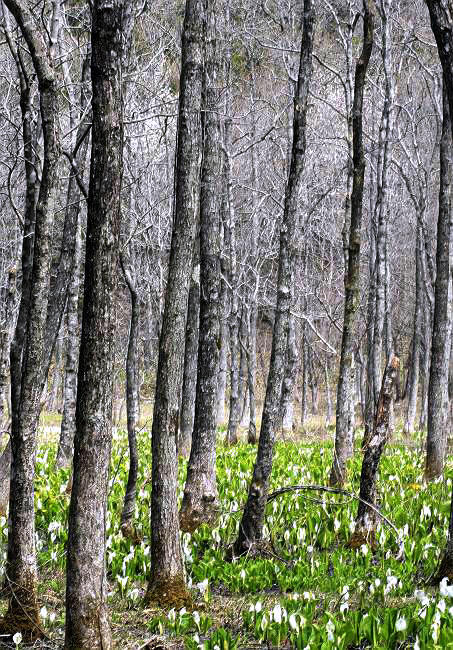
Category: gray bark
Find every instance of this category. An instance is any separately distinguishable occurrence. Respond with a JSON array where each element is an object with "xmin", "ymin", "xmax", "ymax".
[
  {"xmin": 65, "ymin": 2, "xmax": 126, "ymax": 647},
  {"xmin": 234, "ymin": 0, "xmax": 314, "ymax": 555},
  {"xmin": 425, "ymin": 81, "xmax": 453, "ymax": 479},
  {"xmin": 179, "ymin": 263, "xmax": 200, "ymax": 457},
  {"xmin": 180, "ymin": 0, "xmax": 221, "ymax": 531},
  {"xmin": 146, "ymin": 0, "xmax": 204, "ymax": 608},
  {"xmin": 330, "ymin": 0, "xmax": 374, "ymax": 486}
]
